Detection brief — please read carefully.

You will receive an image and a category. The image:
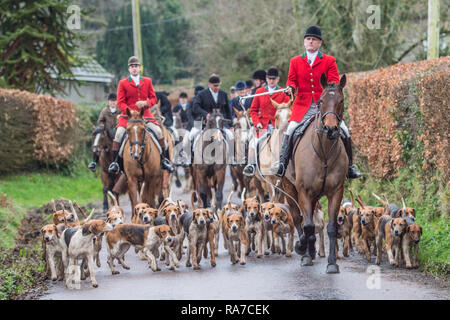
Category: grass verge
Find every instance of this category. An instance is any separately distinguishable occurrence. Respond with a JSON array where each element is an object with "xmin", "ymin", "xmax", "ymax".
[{"xmin": 0, "ymin": 161, "xmax": 102, "ymax": 299}]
